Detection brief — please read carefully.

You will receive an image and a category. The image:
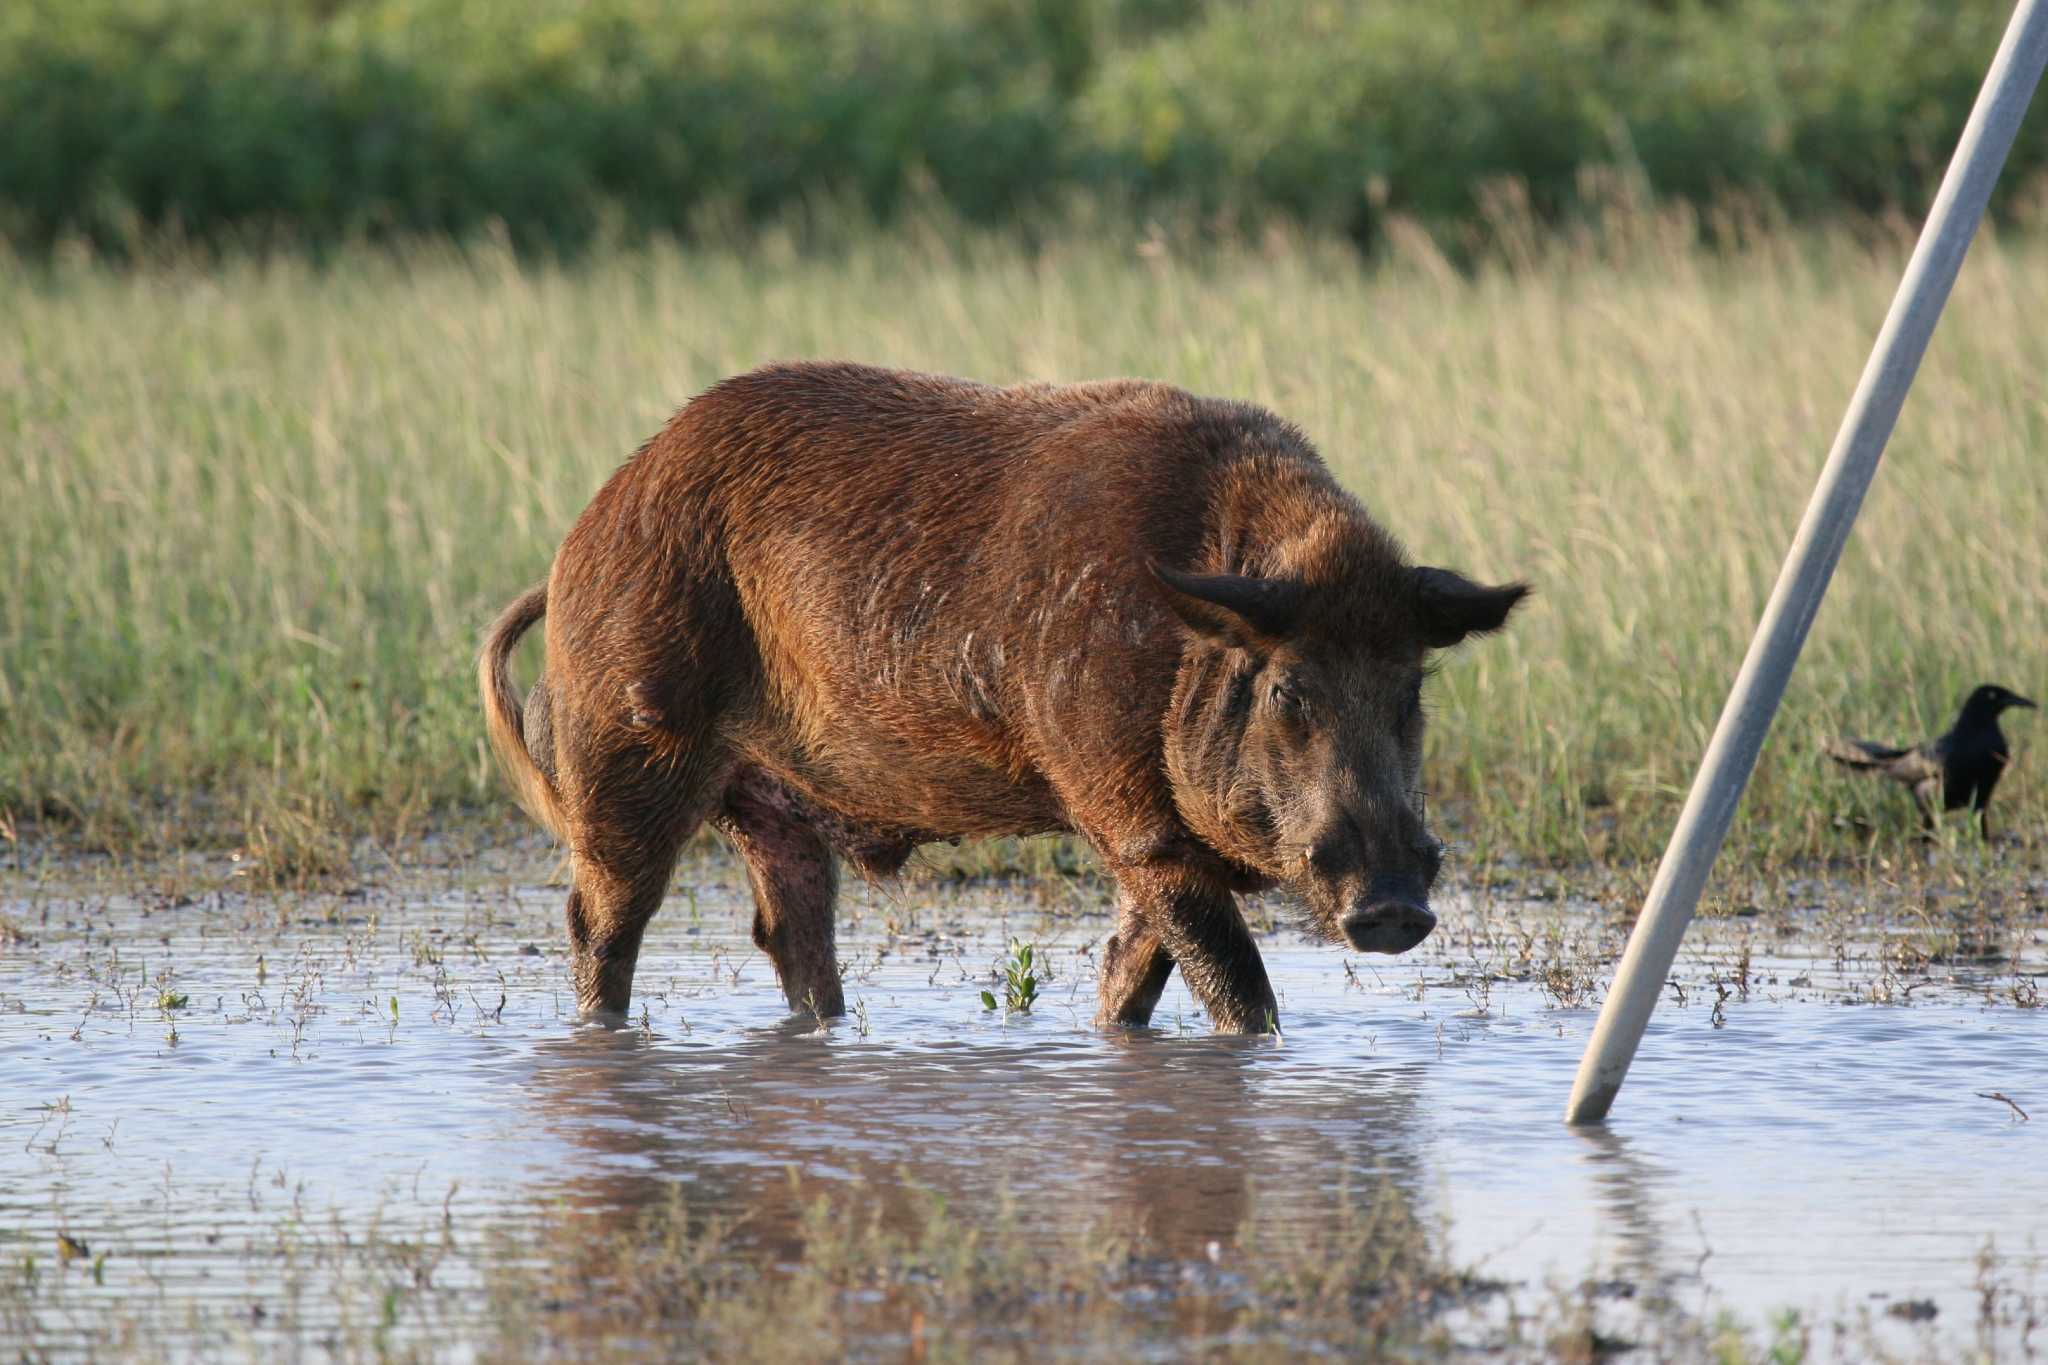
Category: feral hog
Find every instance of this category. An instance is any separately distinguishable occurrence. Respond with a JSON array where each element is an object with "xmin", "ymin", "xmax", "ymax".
[{"xmin": 479, "ymin": 363, "xmax": 1527, "ymax": 1032}]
